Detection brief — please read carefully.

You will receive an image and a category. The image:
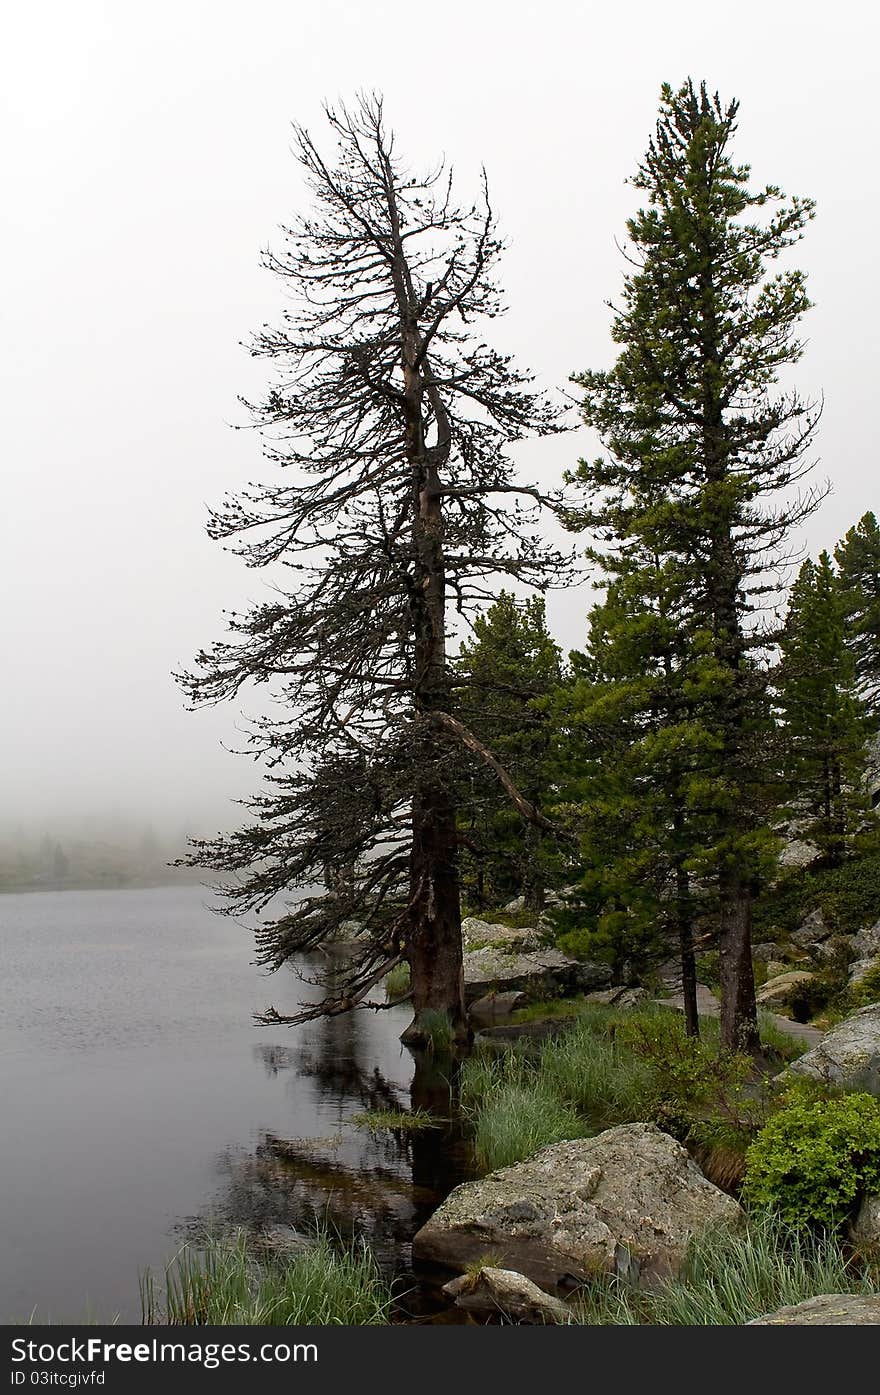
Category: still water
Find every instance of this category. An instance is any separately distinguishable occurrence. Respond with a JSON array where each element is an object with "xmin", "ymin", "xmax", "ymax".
[{"xmin": 0, "ymin": 885, "xmax": 460, "ymax": 1322}]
